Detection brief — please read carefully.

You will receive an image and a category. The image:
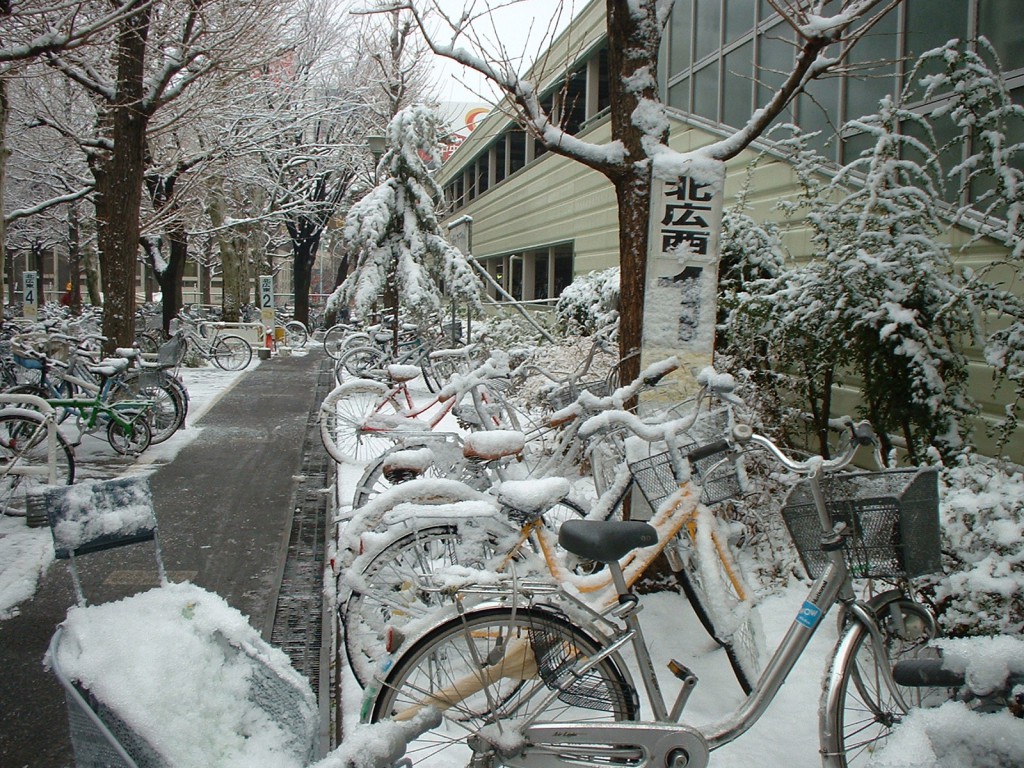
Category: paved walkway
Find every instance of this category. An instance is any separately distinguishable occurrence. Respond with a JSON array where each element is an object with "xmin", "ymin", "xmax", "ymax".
[{"xmin": 0, "ymin": 349, "xmax": 331, "ymax": 768}]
